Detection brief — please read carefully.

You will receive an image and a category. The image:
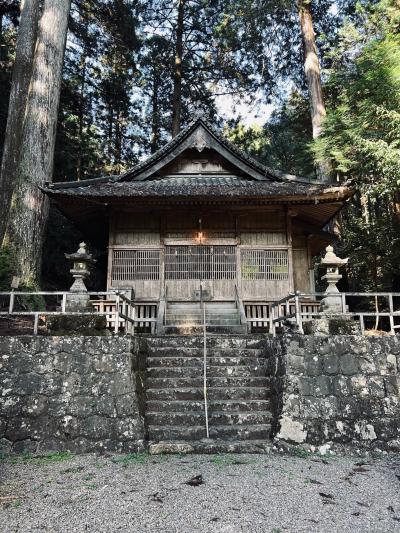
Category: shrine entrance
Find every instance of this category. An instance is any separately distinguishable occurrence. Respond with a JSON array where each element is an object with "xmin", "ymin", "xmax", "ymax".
[{"xmin": 164, "ymin": 245, "xmax": 237, "ymax": 300}]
